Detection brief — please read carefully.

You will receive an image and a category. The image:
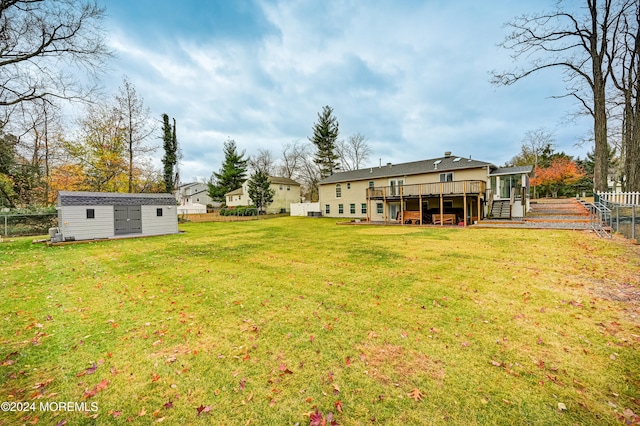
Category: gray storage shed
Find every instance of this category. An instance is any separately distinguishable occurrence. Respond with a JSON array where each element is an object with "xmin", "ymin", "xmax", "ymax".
[{"xmin": 56, "ymin": 191, "xmax": 178, "ymax": 241}]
